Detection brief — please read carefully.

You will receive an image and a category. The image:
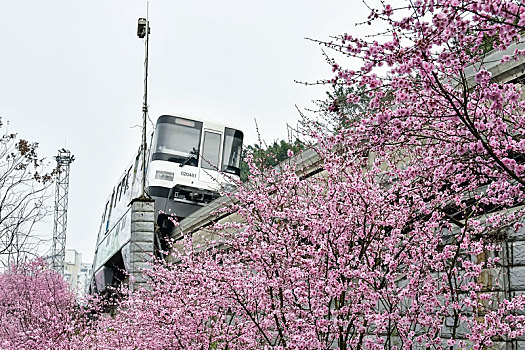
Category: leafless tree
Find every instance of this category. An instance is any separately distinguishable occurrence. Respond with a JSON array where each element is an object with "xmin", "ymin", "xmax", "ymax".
[{"xmin": 0, "ymin": 120, "xmax": 54, "ymax": 267}]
